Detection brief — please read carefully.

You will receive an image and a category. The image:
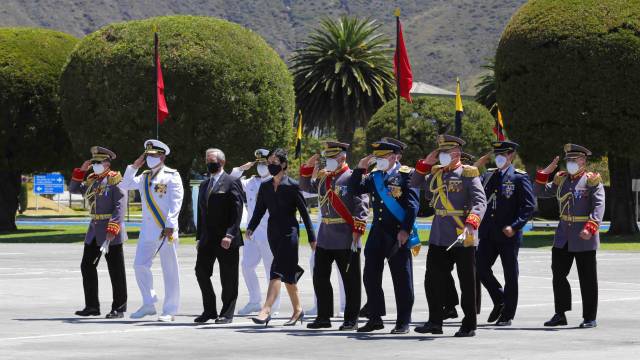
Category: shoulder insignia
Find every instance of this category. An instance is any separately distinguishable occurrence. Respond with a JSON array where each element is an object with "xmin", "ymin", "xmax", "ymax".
[
  {"xmin": 487, "ymin": 168, "xmax": 497, "ymax": 172},
  {"xmin": 586, "ymin": 172, "xmax": 602, "ymax": 187},
  {"xmin": 107, "ymin": 171, "xmax": 122, "ymax": 185},
  {"xmin": 164, "ymin": 168, "xmax": 177, "ymax": 173},
  {"xmin": 399, "ymin": 165, "xmax": 412, "ymax": 174},
  {"xmin": 430, "ymin": 165, "xmax": 444, "ymax": 175},
  {"xmin": 141, "ymin": 170, "xmax": 151, "ymax": 175},
  {"xmin": 515, "ymin": 169, "xmax": 527, "ymax": 175},
  {"xmin": 462, "ymin": 165, "xmax": 480, "ymax": 178},
  {"xmin": 553, "ymin": 171, "xmax": 568, "ymax": 185},
  {"xmin": 87, "ymin": 173, "xmax": 98, "ymax": 180}
]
